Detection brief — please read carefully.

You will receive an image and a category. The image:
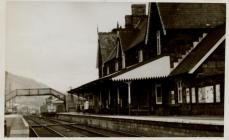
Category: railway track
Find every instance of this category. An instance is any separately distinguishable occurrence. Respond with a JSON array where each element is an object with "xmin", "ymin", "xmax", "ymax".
[
  {"xmin": 44, "ymin": 116, "xmax": 140, "ymax": 137},
  {"xmin": 24, "ymin": 115, "xmax": 140, "ymax": 137},
  {"xmin": 25, "ymin": 117, "xmax": 65, "ymax": 137}
]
